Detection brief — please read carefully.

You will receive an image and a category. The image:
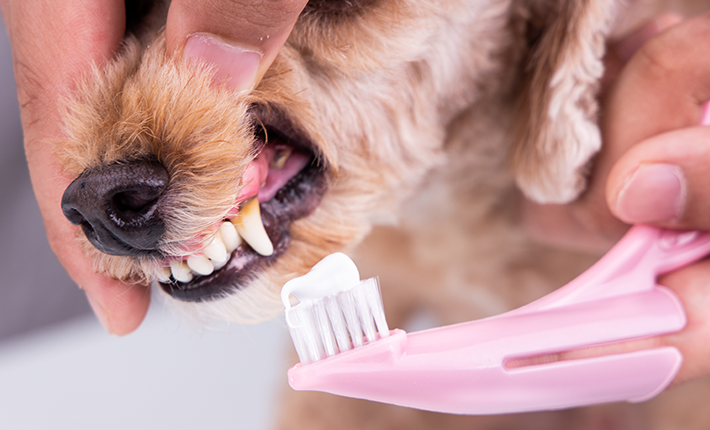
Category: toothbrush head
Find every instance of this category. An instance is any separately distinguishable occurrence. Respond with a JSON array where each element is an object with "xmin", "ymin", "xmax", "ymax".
[{"xmin": 282, "ymin": 253, "xmax": 390, "ymax": 364}]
